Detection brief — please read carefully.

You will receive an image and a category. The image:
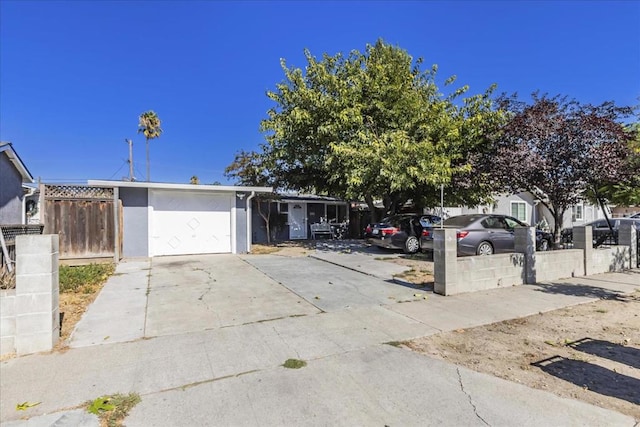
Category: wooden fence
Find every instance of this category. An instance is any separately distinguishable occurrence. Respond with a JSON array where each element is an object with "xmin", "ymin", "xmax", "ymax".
[{"xmin": 42, "ymin": 184, "xmax": 121, "ymax": 261}]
